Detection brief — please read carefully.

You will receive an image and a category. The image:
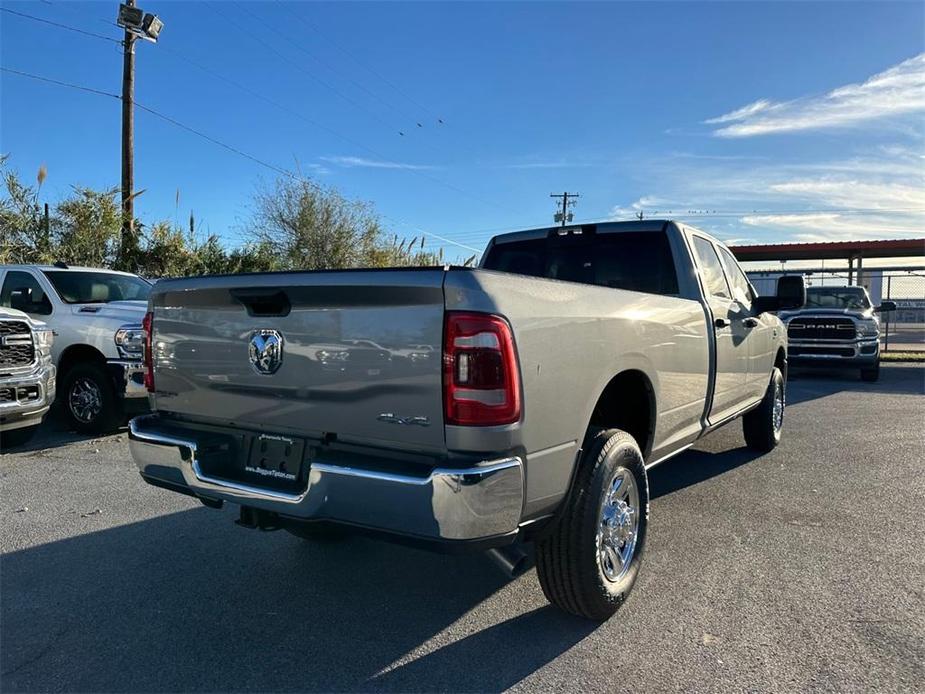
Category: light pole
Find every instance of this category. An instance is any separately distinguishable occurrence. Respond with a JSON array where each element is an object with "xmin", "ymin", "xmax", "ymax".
[{"xmin": 116, "ymin": 1, "xmax": 163, "ymax": 271}]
